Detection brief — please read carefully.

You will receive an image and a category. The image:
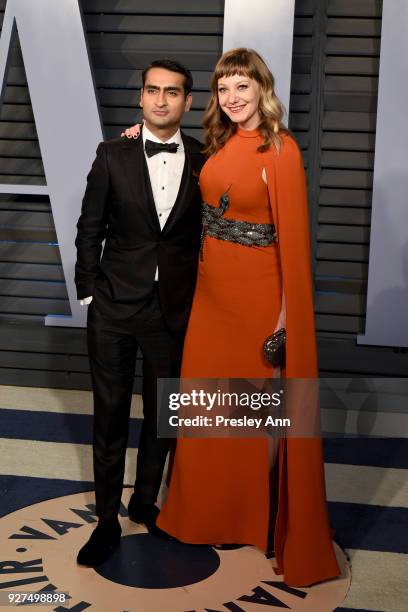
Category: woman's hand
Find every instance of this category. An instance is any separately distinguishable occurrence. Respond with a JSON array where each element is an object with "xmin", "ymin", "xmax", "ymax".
[
  {"xmin": 273, "ymin": 289, "xmax": 286, "ymax": 333},
  {"xmin": 120, "ymin": 123, "xmax": 142, "ymax": 139},
  {"xmin": 272, "ymin": 290, "xmax": 286, "ymax": 378}
]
